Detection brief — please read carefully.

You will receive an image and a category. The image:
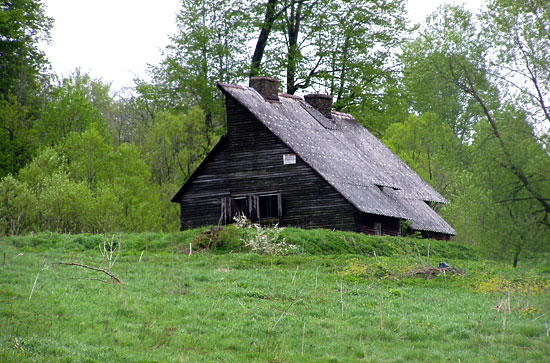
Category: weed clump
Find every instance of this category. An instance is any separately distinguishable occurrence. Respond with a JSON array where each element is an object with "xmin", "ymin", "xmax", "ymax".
[
  {"xmin": 234, "ymin": 215, "xmax": 298, "ymax": 256},
  {"xmin": 192, "ymin": 226, "xmax": 243, "ymax": 252}
]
